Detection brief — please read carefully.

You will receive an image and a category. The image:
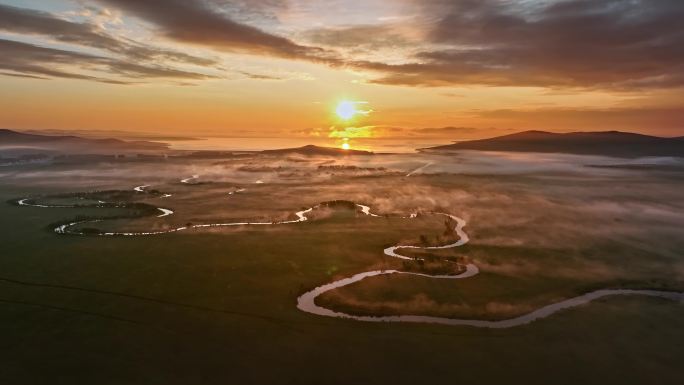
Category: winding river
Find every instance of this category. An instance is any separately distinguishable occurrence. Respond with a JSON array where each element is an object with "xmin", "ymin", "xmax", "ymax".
[
  {"xmin": 406, "ymin": 162, "xmax": 434, "ymax": 177},
  {"xmin": 298, "ymin": 205, "xmax": 682, "ymax": 328},
  {"xmin": 13, "ymin": 185, "xmax": 684, "ymax": 328},
  {"xmin": 180, "ymin": 175, "xmax": 199, "ymax": 184}
]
